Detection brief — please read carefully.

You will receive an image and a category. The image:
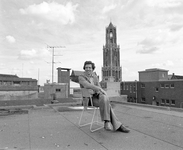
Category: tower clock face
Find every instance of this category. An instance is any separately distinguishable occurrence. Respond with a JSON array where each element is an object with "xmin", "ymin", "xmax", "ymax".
[{"xmin": 109, "ymin": 32, "xmax": 113, "ymax": 38}]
